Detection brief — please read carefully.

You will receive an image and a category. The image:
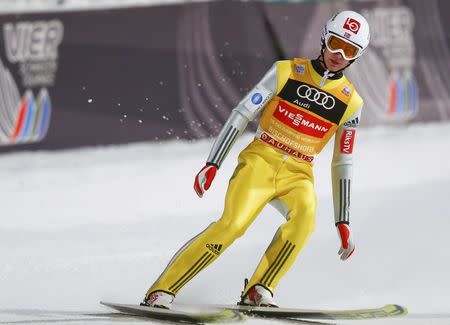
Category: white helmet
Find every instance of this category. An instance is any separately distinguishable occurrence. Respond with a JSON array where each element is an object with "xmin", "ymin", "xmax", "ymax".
[{"xmin": 321, "ymin": 10, "xmax": 370, "ymax": 60}]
